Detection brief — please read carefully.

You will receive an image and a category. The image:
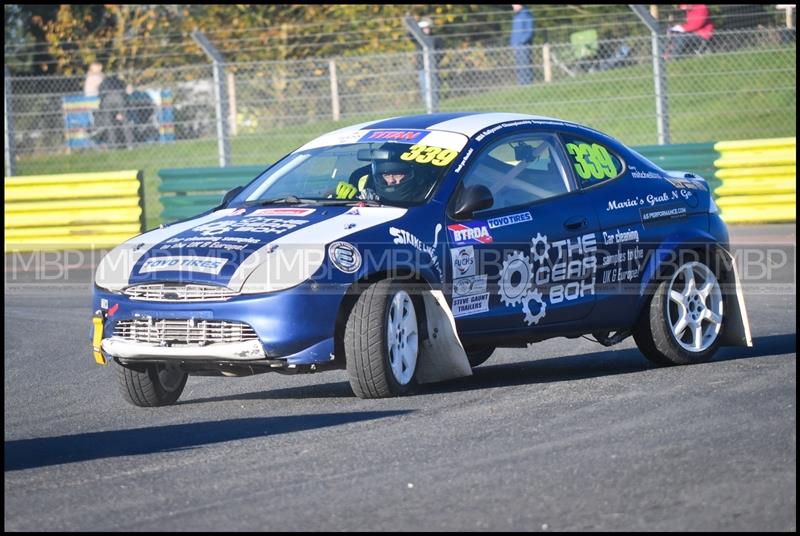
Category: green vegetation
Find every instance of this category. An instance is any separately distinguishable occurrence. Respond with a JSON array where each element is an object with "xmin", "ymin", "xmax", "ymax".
[
  {"xmin": 440, "ymin": 44, "xmax": 796, "ymax": 145},
  {"xmin": 14, "ymin": 44, "xmax": 796, "ymax": 228}
]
